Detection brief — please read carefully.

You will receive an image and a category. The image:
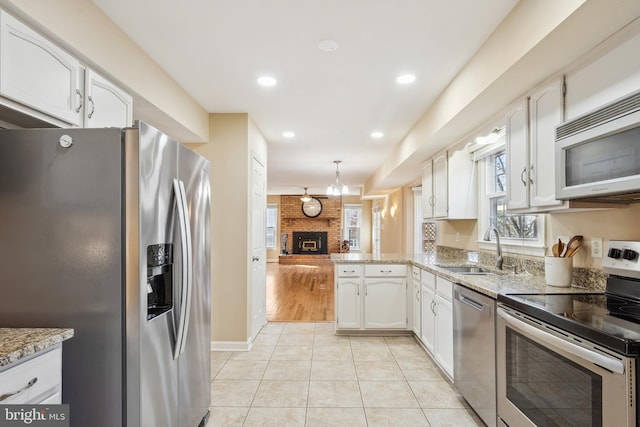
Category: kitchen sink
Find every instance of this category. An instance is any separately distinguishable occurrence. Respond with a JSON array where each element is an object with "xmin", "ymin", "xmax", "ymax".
[{"xmin": 438, "ymin": 266, "xmax": 494, "ymax": 275}]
